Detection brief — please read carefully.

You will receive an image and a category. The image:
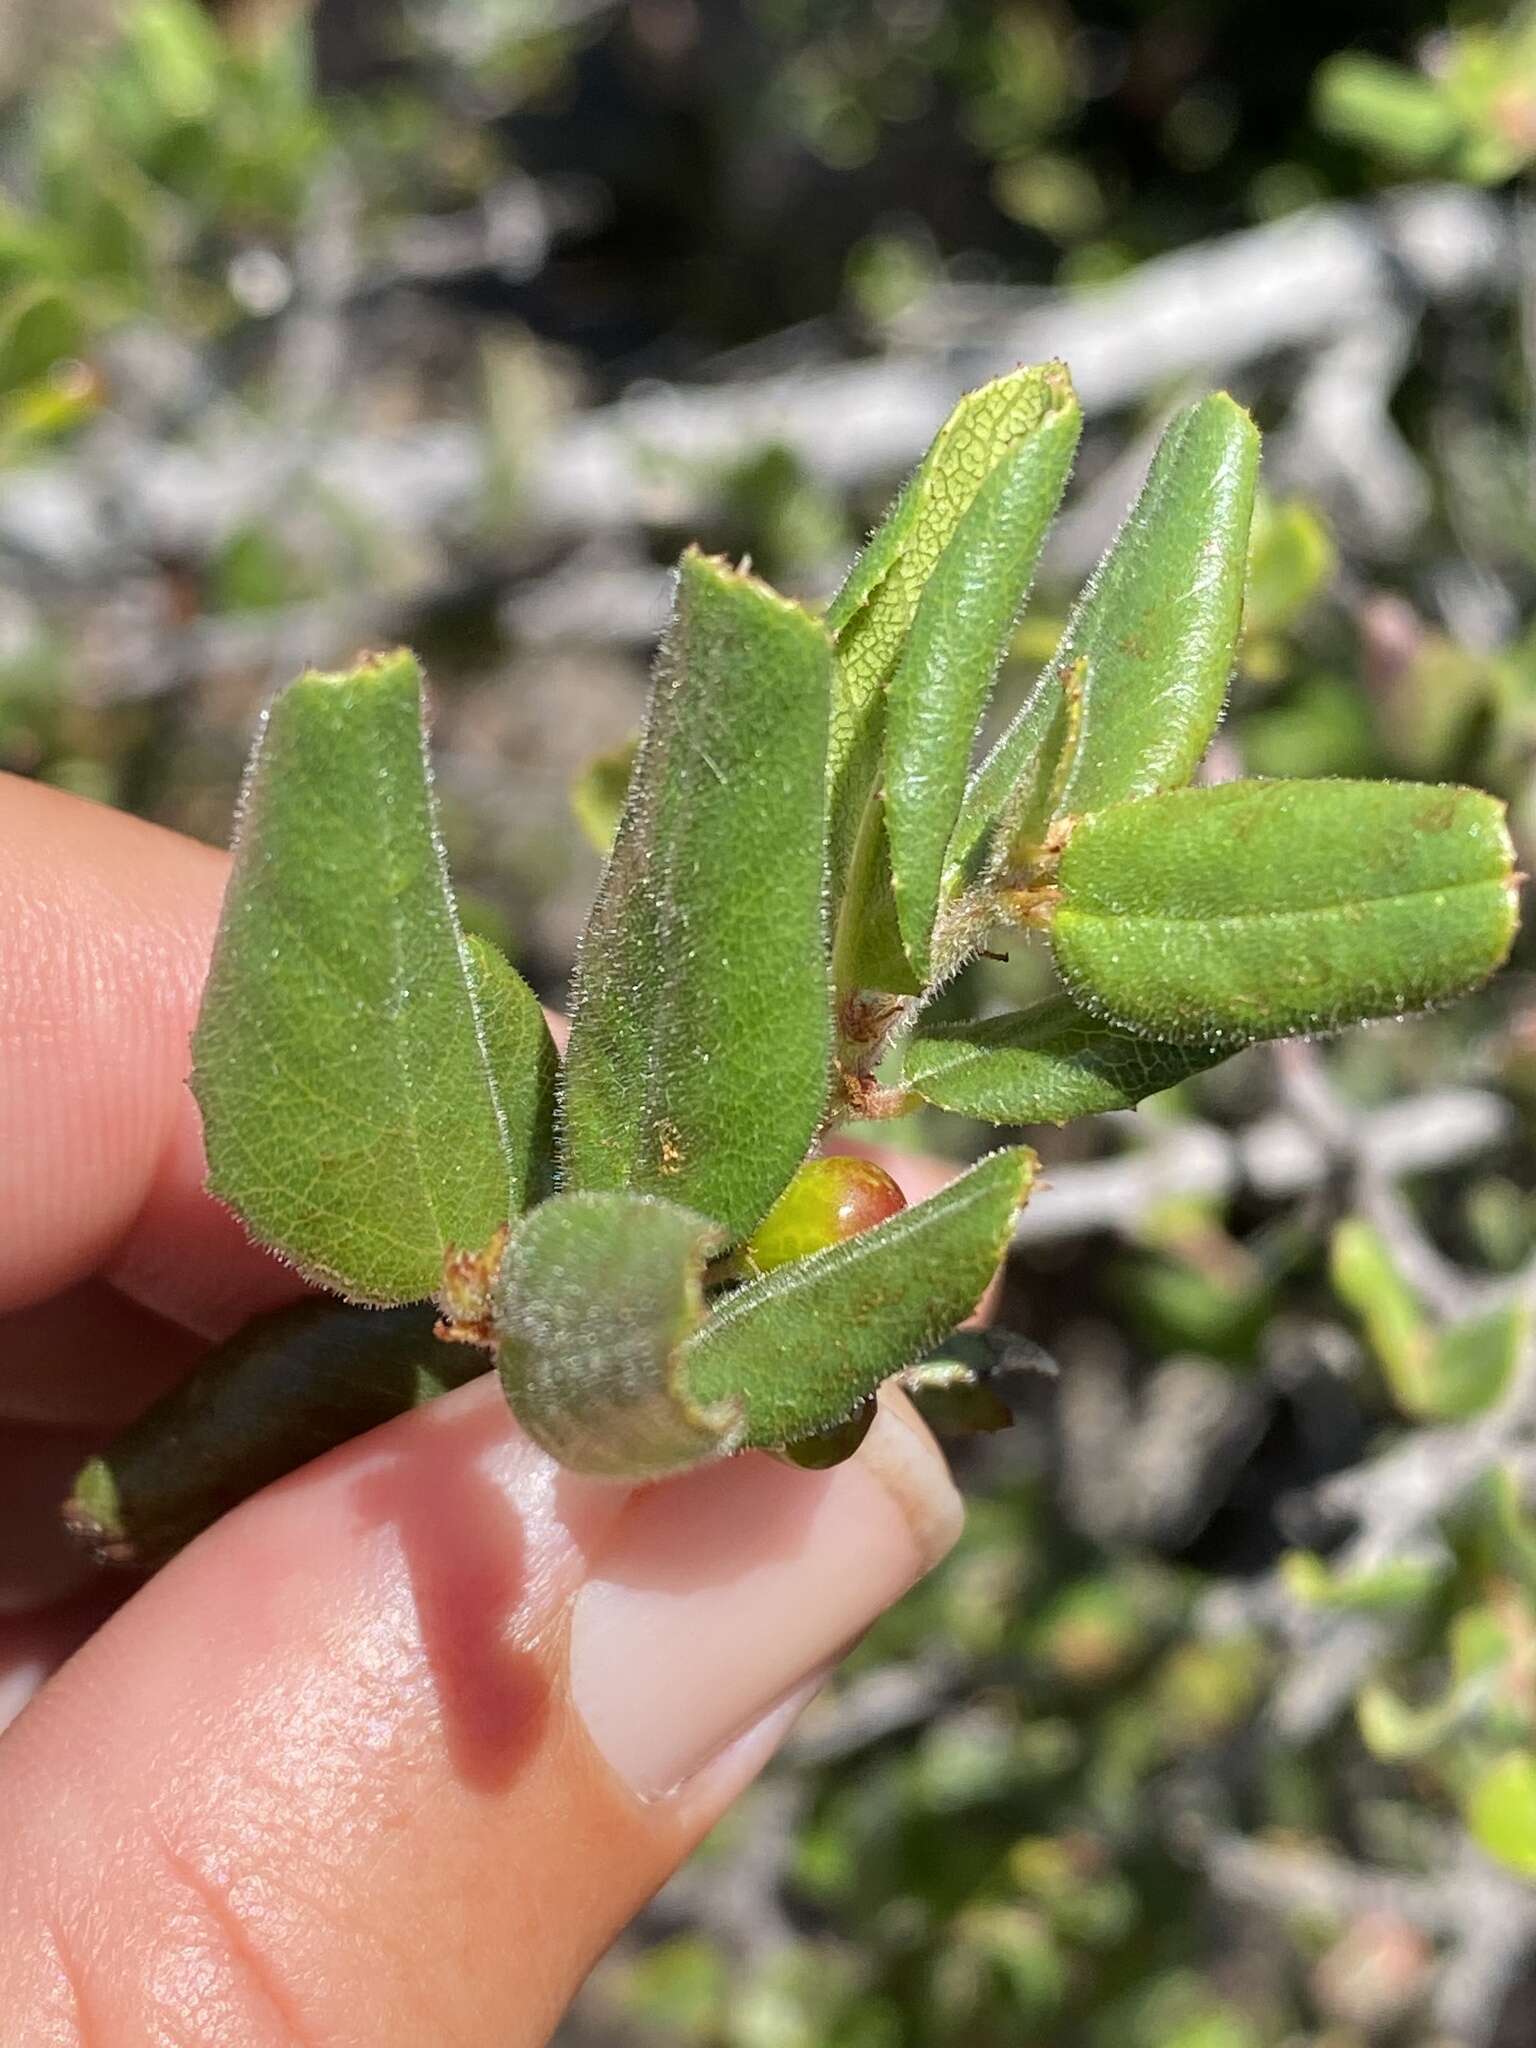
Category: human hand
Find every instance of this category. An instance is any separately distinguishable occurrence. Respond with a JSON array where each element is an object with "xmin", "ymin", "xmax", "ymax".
[{"xmin": 0, "ymin": 773, "xmax": 965, "ymax": 2045}]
